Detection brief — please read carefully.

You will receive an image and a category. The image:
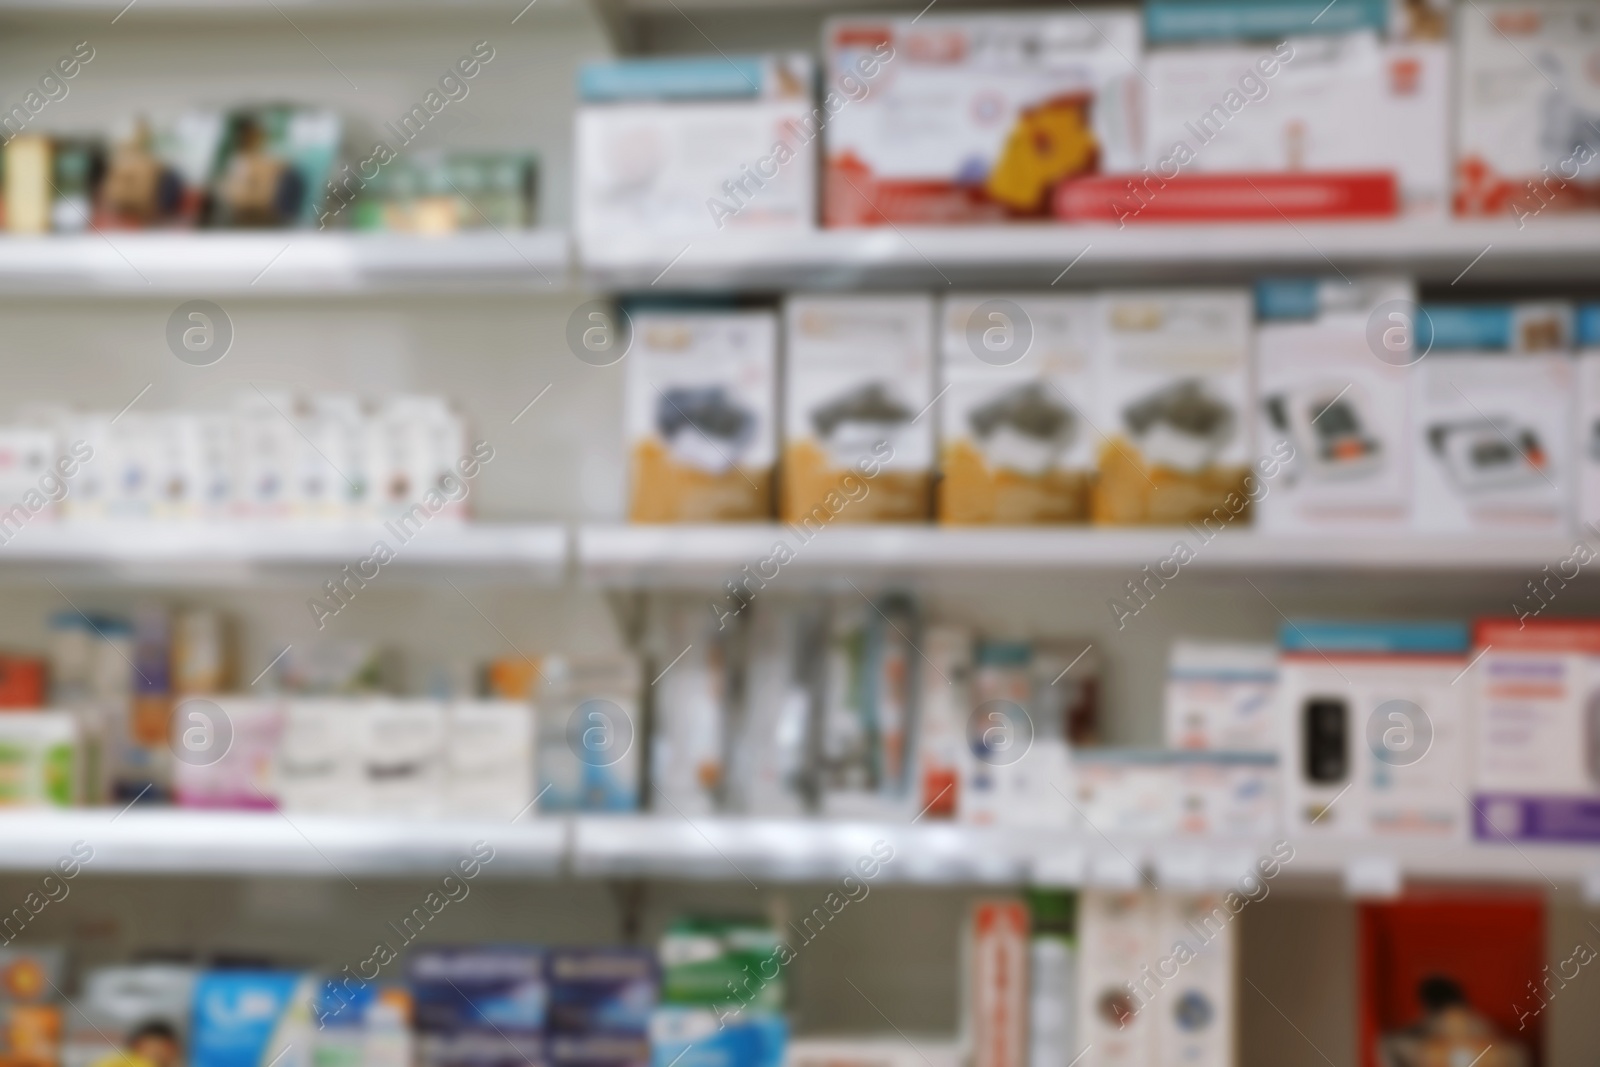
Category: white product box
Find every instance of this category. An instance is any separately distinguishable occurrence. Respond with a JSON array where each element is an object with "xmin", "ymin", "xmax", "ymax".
[
  {"xmin": 1576, "ymin": 306, "xmax": 1600, "ymax": 528},
  {"xmin": 1093, "ymin": 289, "xmax": 1255, "ymax": 524},
  {"xmin": 575, "ymin": 55, "xmax": 816, "ymax": 246},
  {"xmin": 1077, "ymin": 891, "xmax": 1157, "ymax": 1067},
  {"xmin": 1071, "ymin": 752, "xmax": 1278, "ymax": 838},
  {"xmin": 938, "ymin": 295, "xmax": 1097, "ymax": 524},
  {"xmin": 649, "ymin": 603, "xmax": 726, "ymax": 816},
  {"xmin": 1456, "ymin": 3, "xmax": 1600, "ymax": 217},
  {"xmin": 726, "ymin": 602, "xmax": 810, "ymax": 818},
  {"xmin": 1472, "ymin": 618, "xmax": 1600, "ymax": 843},
  {"xmin": 362, "ymin": 699, "xmax": 446, "ymax": 818},
  {"xmin": 446, "ymin": 700, "xmax": 534, "ymax": 819},
  {"xmin": 1153, "ymin": 894, "xmax": 1235, "ymax": 1067},
  {"xmin": 915, "ymin": 625, "xmax": 971, "ymax": 819},
  {"xmin": 1278, "ymin": 621, "xmax": 1469, "ymax": 839},
  {"xmin": 1255, "ymin": 277, "xmax": 1417, "ymax": 532},
  {"xmin": 783, "ymin": 295, "xmax": 935, "ymax": 523},
  {"xmin": 824, "ymin": 12, "xmax": 1143, "ymax": 223},
  {"xmin": 1164, "ymin": 641, "xmax": 1278, "ymax": 752},
  {"xmin": 1413, "ymin": 304, "xmax": 1574, "ymax": 535},
  {"xmin": 59, "ymin": 414, "xmax": 111, "ymax": 522},
  {"xmin": 969, "ymin": 900, "xmax": 1029, "ymax": 1067},
  {"xmin": 236, "ymin": 389, "xmax": 298, "ymax": 519},
  {"xmin": 1028, "ymin": 929, "xmax": 1077, "ymax": 1067},
  {"xmin": 0, "ymin": 428, "xmax": 57, "ymax": 519},
  {"xmin": 274, "ymin": 699, "xmax": 365, "ymax": 813},
  {"xmin": 295, "ymin": 395, "xmax": 366, "ymax": 521},
  {"xmin": 1146, "ymin": 34, "xmax": 1450, "ymax": 217},
  {"xmin": 625, "ymin": 310, "xmax": 777, "ymax": 522}
]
